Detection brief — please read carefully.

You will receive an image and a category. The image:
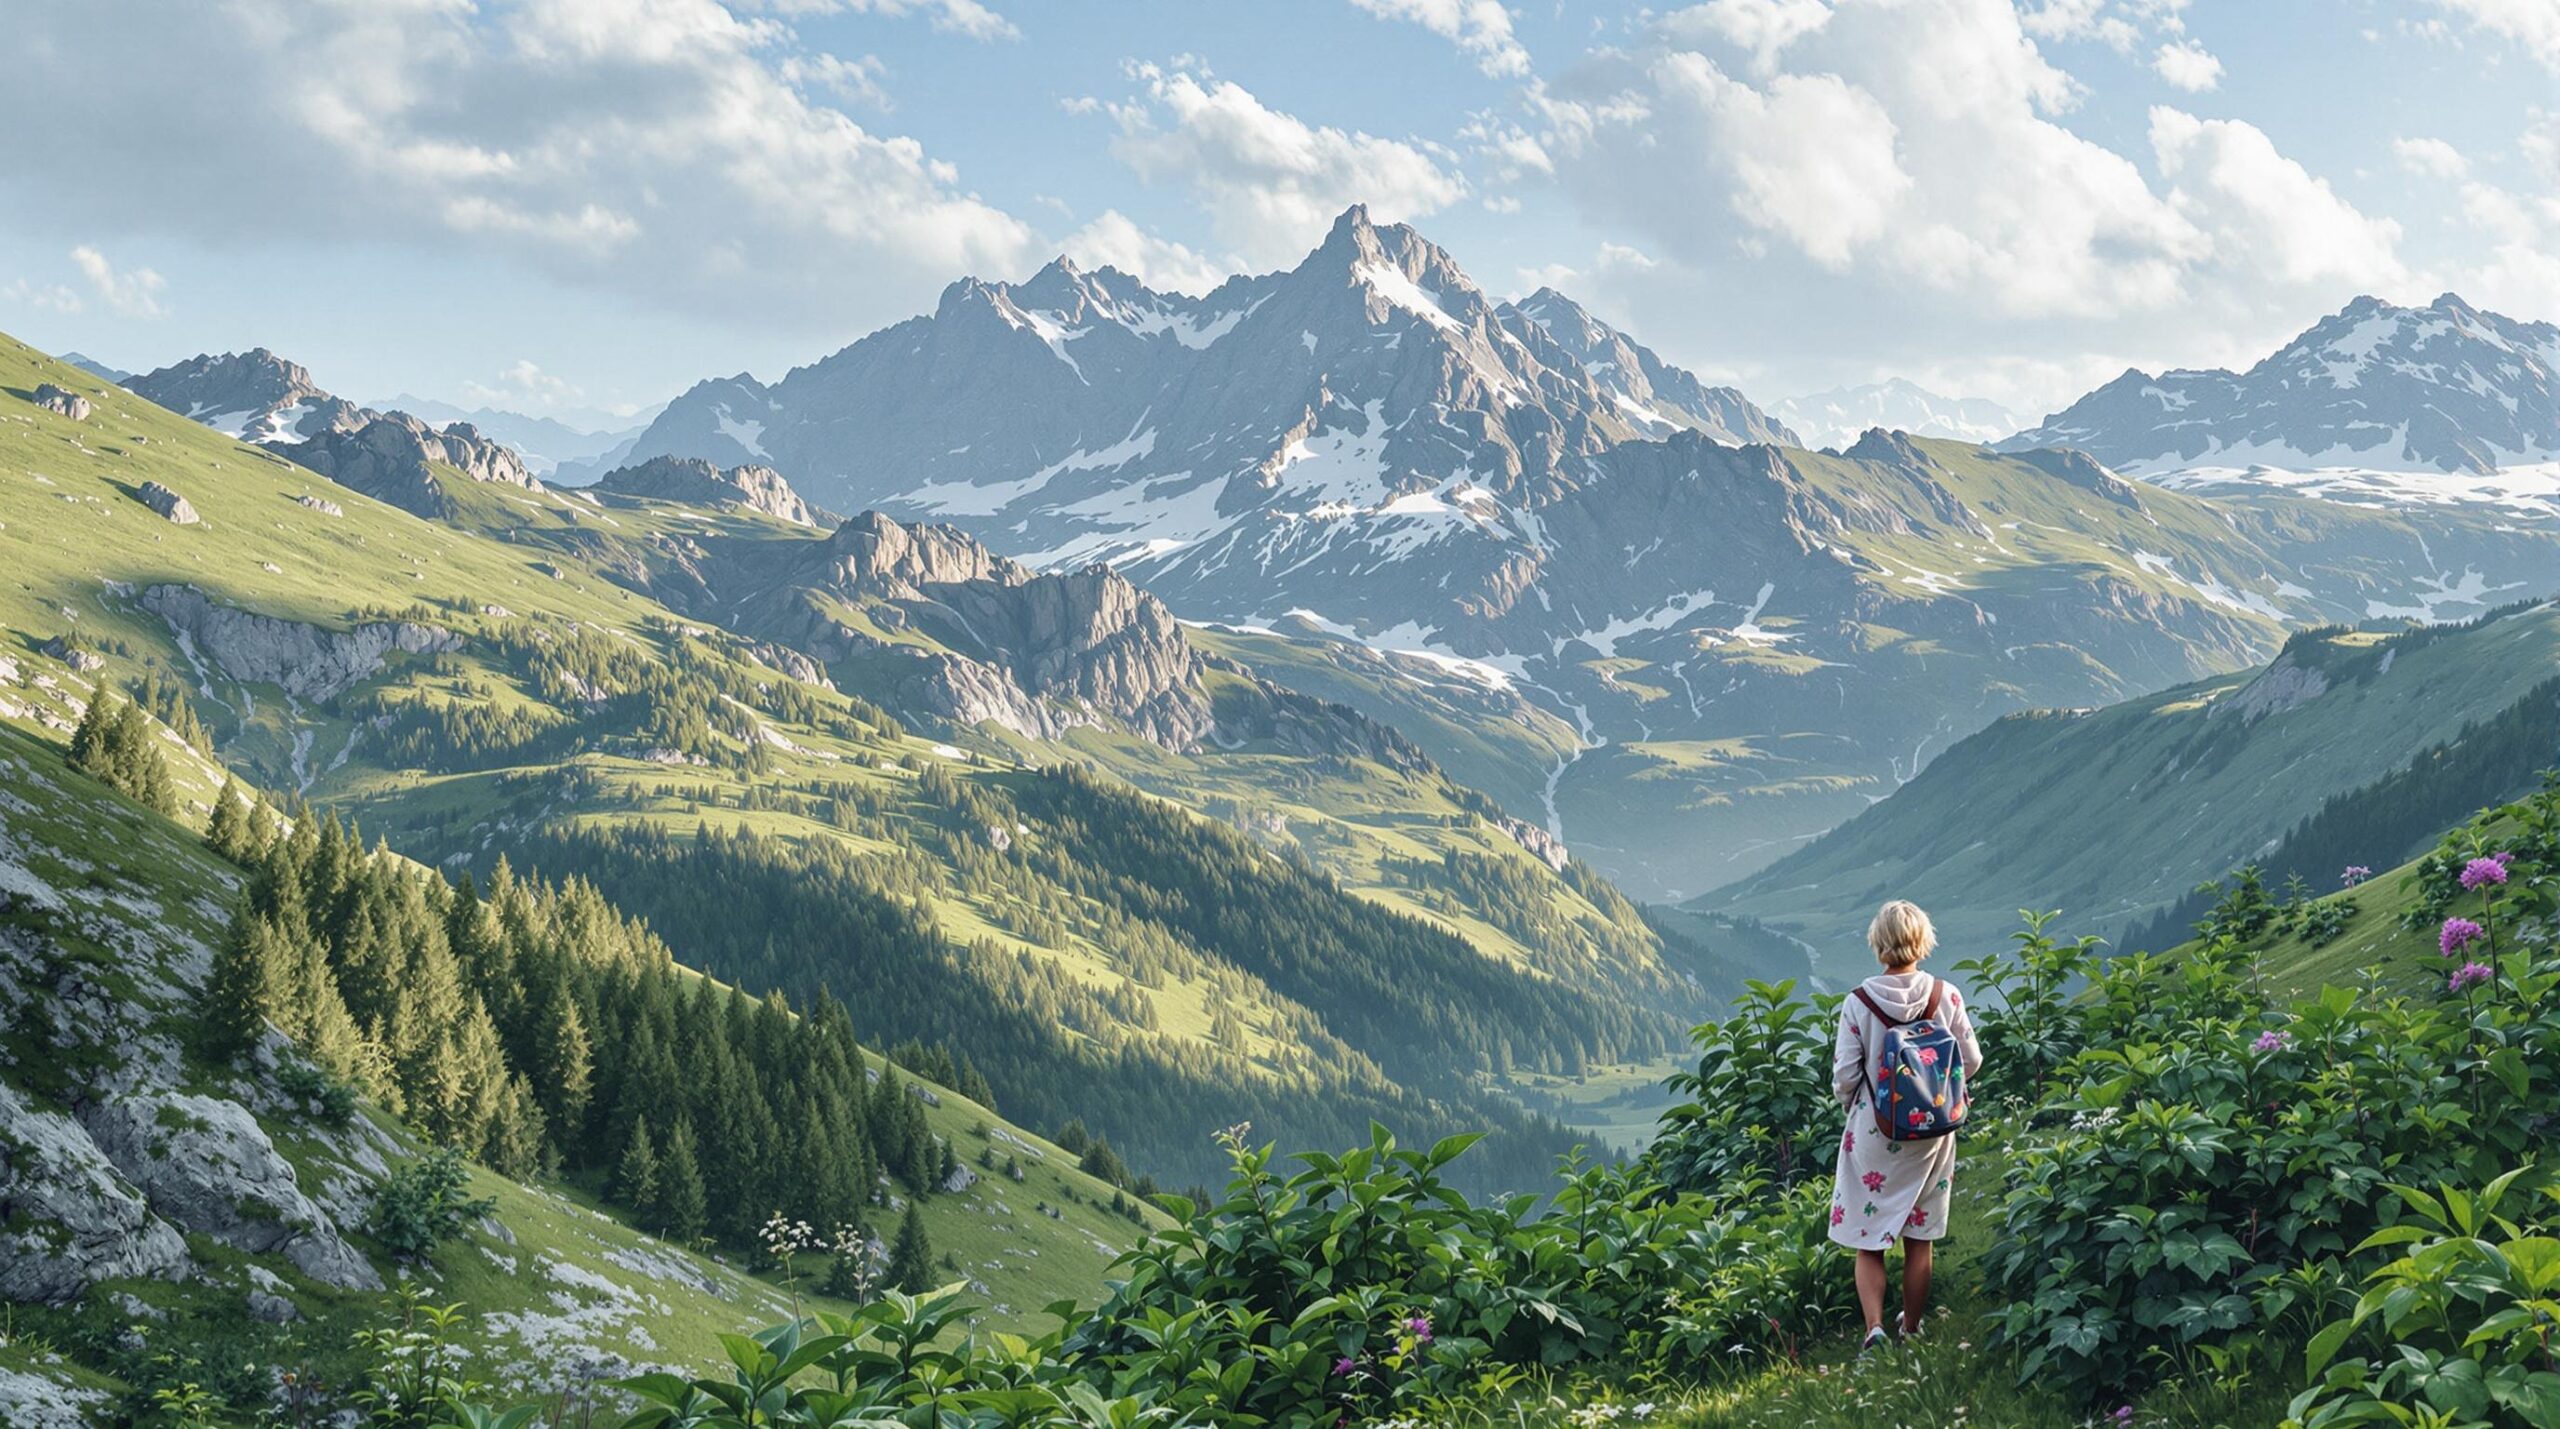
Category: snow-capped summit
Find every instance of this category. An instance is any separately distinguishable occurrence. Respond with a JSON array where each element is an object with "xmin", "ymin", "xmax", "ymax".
[
  {"xmin": 2004, "ymin": 293, "xmax": 2560, "ymax": 479},
  {"xmin": 617, "ymin": 203, "xmax": 1797, "ymax": 589},
  {"xmin": 1773, "ymin": 379, "xmax": 2018, "ymax": 451}
]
